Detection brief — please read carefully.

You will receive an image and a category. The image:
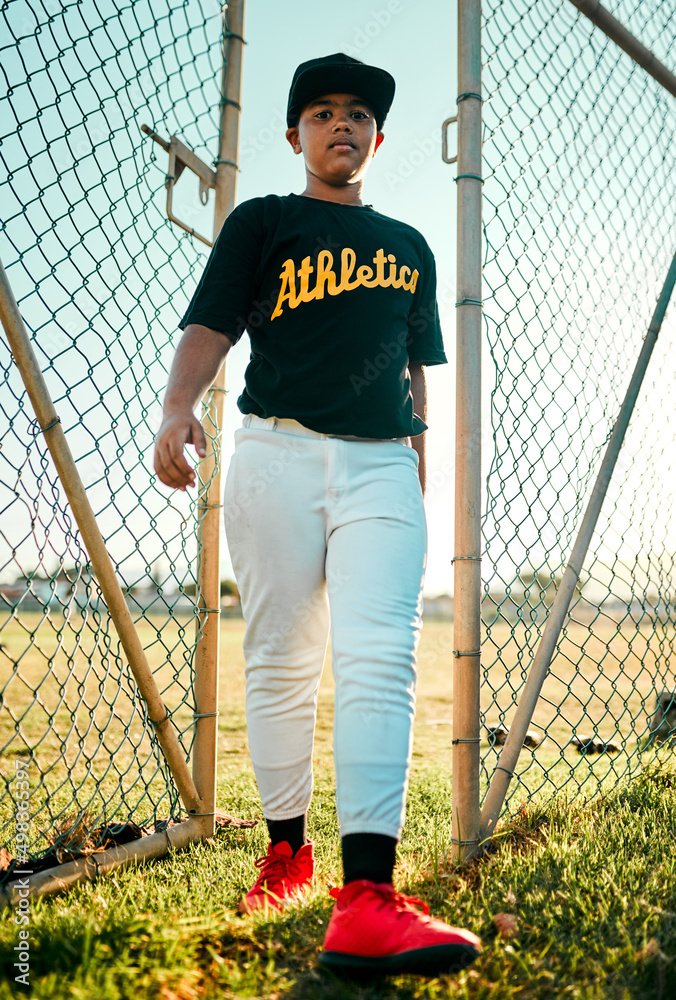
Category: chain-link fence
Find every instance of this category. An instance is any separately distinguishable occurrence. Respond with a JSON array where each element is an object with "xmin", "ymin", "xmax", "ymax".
[
  {"xmin": 480, "ymin": 0, "xmax": 676, "ymax": 810},
  {"xmin": 3, "ymin": 0, "xmax": 676, "ymax": 875},
  {"xmin": 0, "ymin": 0, "xmax": 226, "ymax": 866}
]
